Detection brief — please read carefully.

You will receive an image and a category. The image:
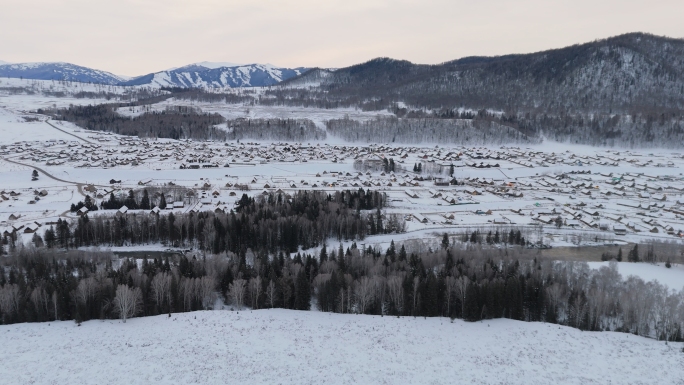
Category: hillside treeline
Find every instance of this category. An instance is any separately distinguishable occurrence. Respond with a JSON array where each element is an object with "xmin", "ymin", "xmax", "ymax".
[
  {"xmin": 283, "ymin": 34, "xmax": 684, "ymax": 115},
  {"xmin": 1, "ymin": 82, "xmax": 165, "ymax": 102},
  {"xmin": 1, "ymin": 237, "xmax": 682, "ymax": 343},
  {"xmin": 270, "ymin": 33, "xmax": 684, "ymax": 147},
  {"xmin": 46, "ymin": 104, "xmax": 226, "ymax": 140},
  {"xmin": 326, "ymin": 116, "xmax": 536, "ymax": 145},
  {"xmin": 226, "ymin": 118, "xmax": 326, "ymax": 141}
]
